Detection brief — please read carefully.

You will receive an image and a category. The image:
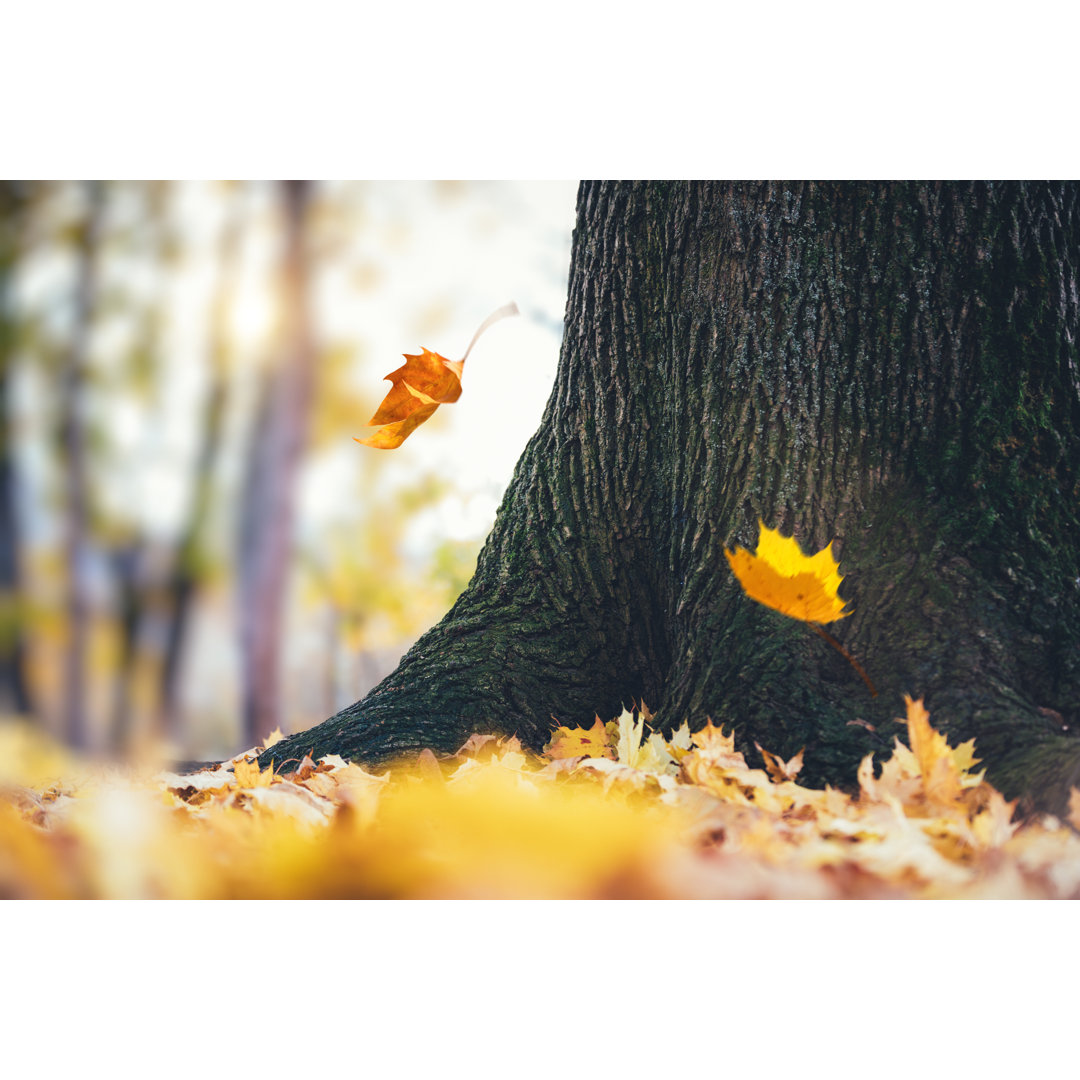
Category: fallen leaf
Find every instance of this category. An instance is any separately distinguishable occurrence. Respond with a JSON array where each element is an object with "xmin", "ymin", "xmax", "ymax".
[
  {"xmin": 899, "ymin": 694, "xmax": 983, "ymax": 805},
  {"xmin": 317, "ymin": 754, "xmax": 349, "ymax": 771},
  {"xmin": 233, "ymin": 757, "xmax": 275, "ymax": 789},
  {"xmin": 454, "ymin": 733, "xmax": 500, "ymax": 760},
  {"xmin": 665, "ymin": 721, "xmax": 694, "ymax": 762},
  {"xmin": 158, "ymin": 765, "xmax": 234, "ymax": 793},
  {"xmin": 545, "ymin": 716, "xmax": 615, "ymax": 761},
  {"xmin": 756, "ymin": 743, "xmax": 805, "ymax": 782}
]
